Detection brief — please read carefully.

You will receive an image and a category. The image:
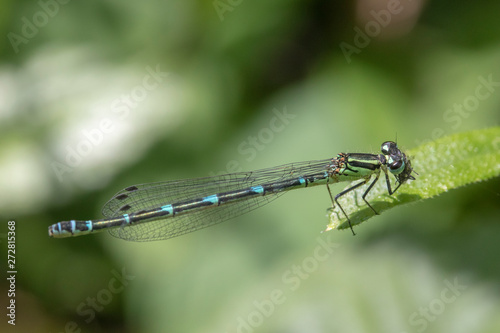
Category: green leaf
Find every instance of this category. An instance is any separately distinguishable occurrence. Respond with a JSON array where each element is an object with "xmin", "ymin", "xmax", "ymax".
[{"xmin": 326, "ymin": 127, "xmax": 500, "ymax": 232}]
